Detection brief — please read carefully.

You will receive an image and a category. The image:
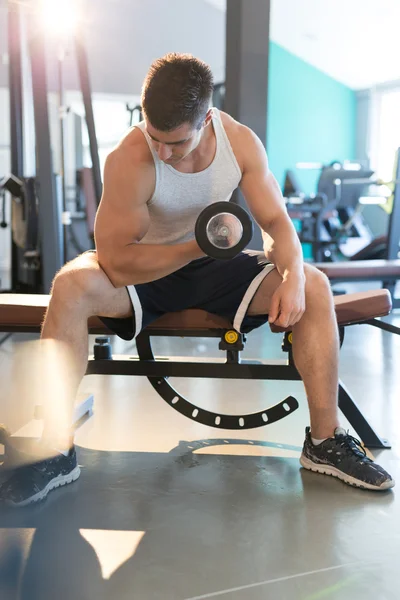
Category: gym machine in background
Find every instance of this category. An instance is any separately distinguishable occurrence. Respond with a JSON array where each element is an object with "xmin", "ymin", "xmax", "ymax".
[
  {"xmin": 3, "ymin": 0, "xmax": 102, "ymax": 294},
  {"xmin": 284, "ymin": 152, "xmax": 400, "ymax": 264}
]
